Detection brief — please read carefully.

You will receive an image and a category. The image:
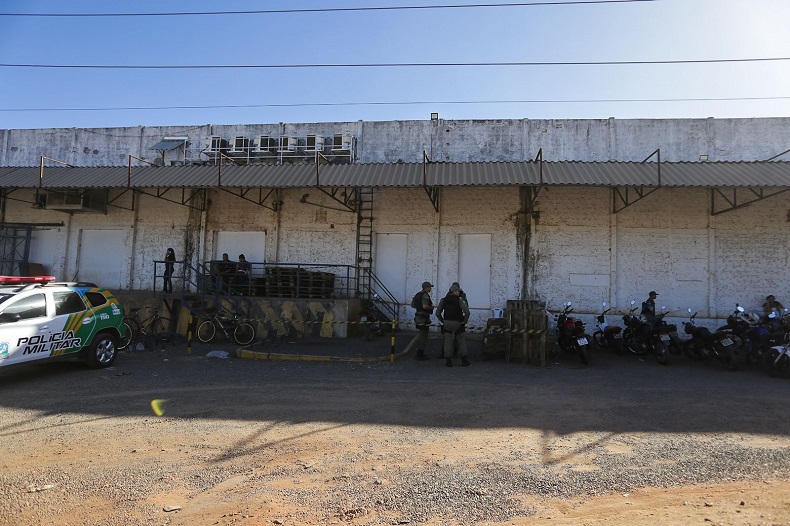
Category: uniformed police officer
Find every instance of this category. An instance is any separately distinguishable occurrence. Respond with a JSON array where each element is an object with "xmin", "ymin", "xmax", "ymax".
[
  {"xmin": 413, "ymin": 281, "xmax": 434, "ymax": 360},
  {"xmin": 436, "ymin": 283, "xmax": 471, "ymax": 367}
]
